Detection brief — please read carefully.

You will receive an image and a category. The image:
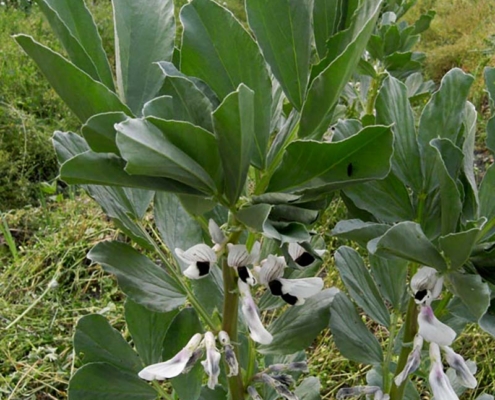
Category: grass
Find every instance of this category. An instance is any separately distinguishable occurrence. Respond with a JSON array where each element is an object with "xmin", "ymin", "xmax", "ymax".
[{"xmin": 1, "ymin": 0, "xmax": 495, "ymax": 398}]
